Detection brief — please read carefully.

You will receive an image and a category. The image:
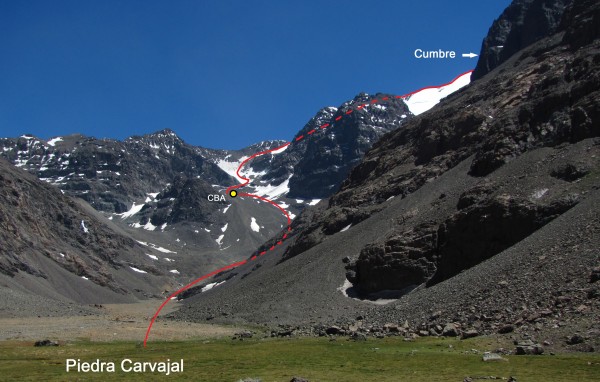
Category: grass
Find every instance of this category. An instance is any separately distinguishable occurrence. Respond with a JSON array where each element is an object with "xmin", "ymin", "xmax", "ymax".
[{"xmin": 0, "ymin": 336, "xmax": 599, "ymax": 381}]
